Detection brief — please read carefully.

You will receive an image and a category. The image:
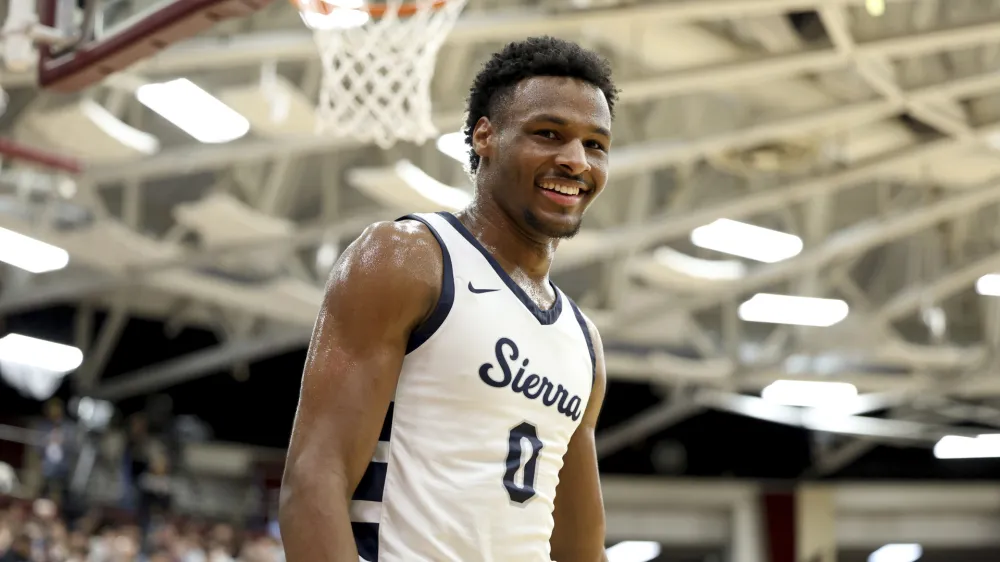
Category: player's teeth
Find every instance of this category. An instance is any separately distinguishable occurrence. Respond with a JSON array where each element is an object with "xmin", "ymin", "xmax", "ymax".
[{"xmin": 539, "ymin": 183, "xmax": 580, "ymax": 195}]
